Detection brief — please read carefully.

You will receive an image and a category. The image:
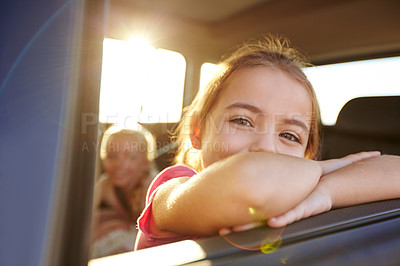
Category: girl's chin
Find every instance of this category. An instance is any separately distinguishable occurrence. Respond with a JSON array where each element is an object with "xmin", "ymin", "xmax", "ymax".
[
  {"xmin": 112, "ymin": 176, "xmax": 141, "ymax": 189},
  {"xmin": 110, "ymin": 176, "xmax": 129, "ymax": 186}
]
